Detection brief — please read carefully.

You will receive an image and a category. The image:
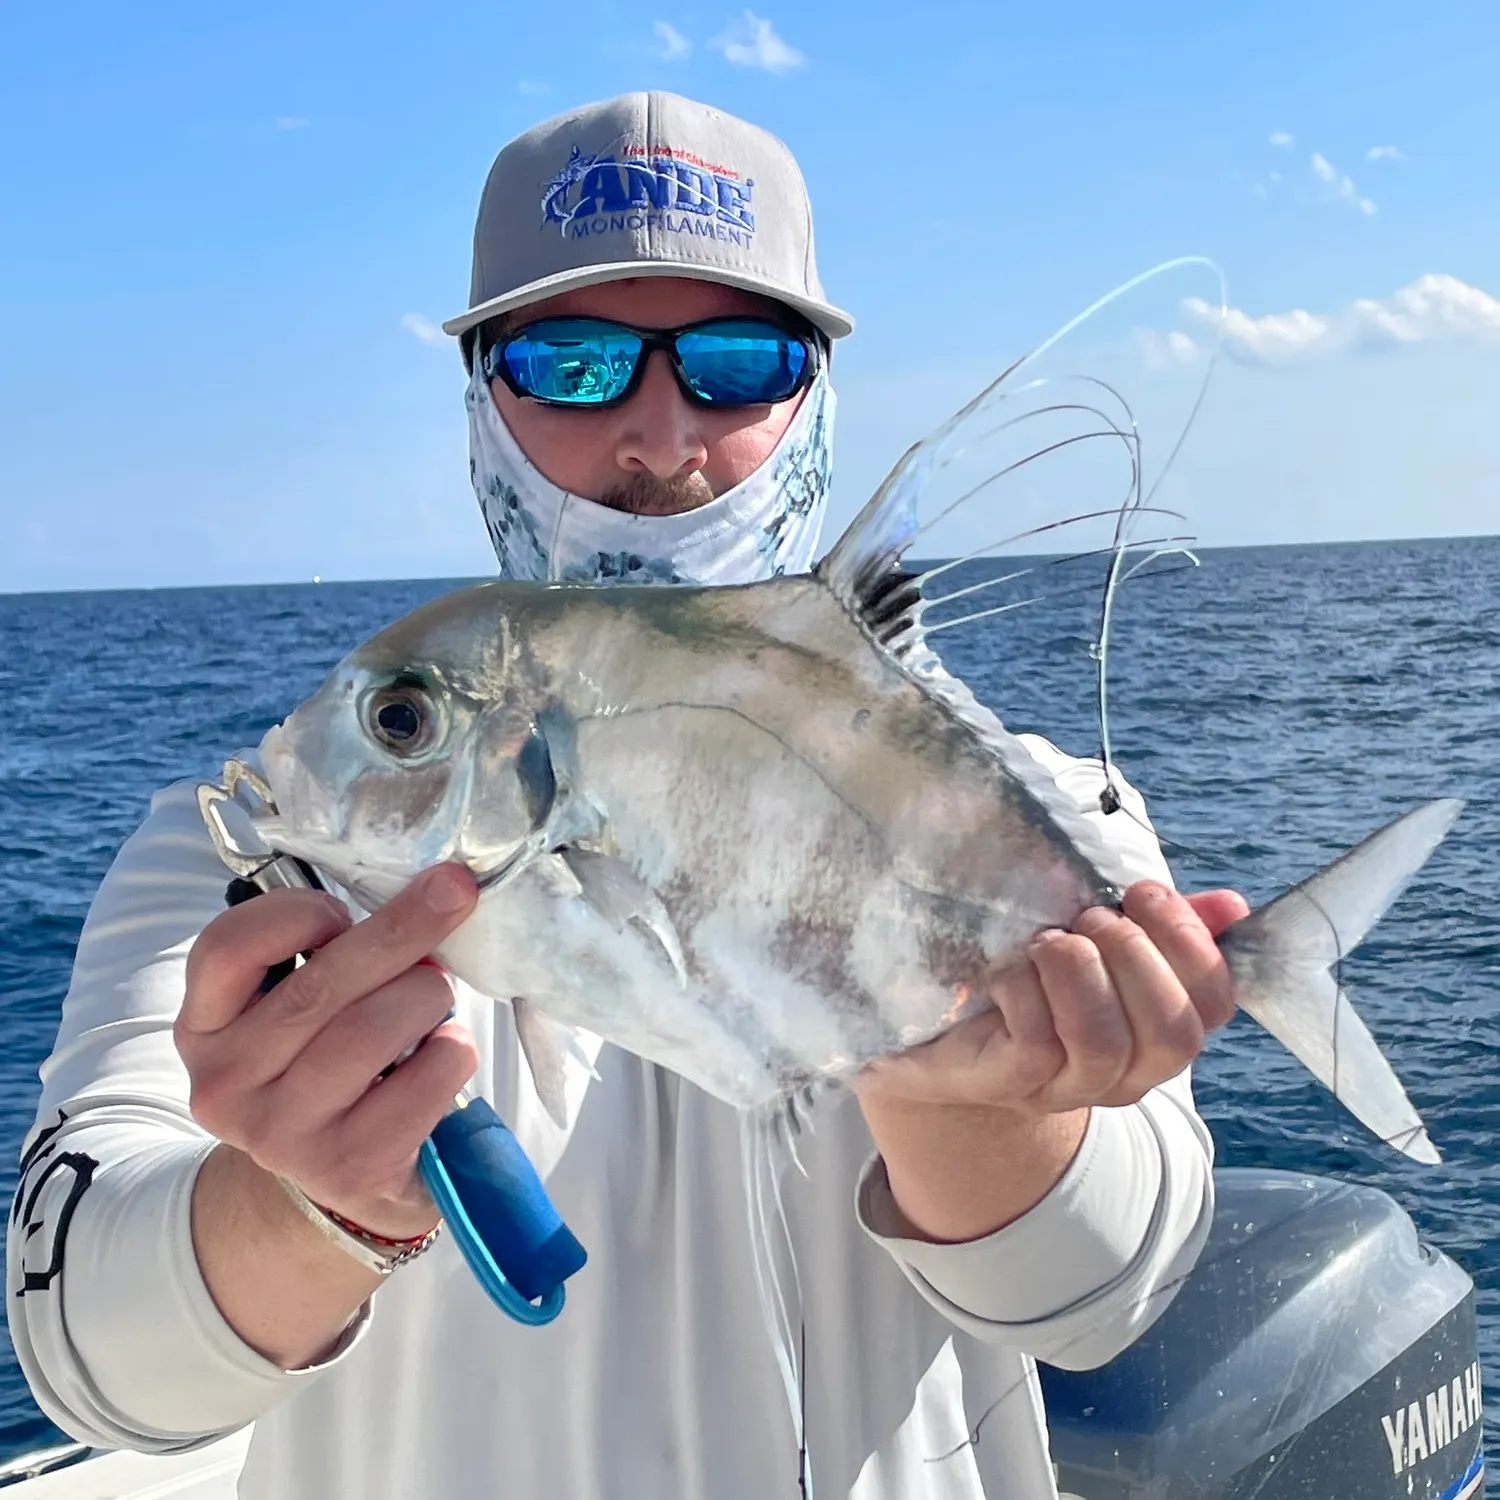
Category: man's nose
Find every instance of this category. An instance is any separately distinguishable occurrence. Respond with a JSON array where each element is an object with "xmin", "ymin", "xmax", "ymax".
[{"xmin": 612, "ymin": 352, "xmax": 710, "ymax": 481}]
